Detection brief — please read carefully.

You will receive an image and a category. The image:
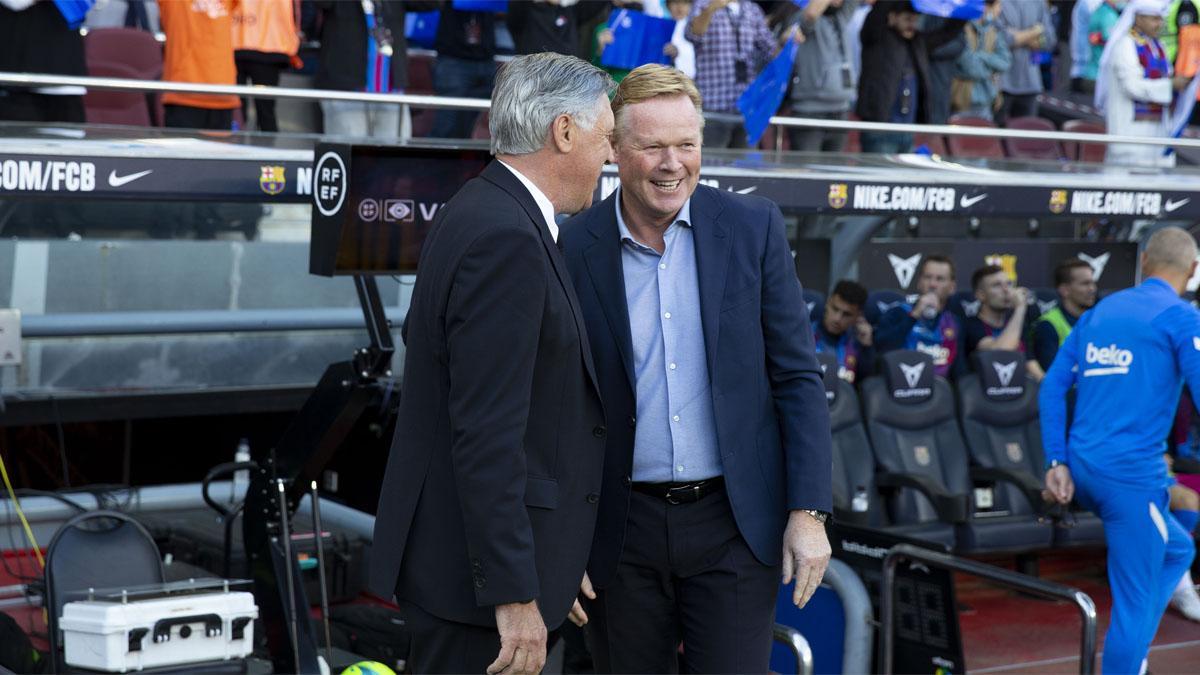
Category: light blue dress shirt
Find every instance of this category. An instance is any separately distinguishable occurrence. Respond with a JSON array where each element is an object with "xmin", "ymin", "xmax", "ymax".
[{"xmin": 615, "ymin": 190, "xmax": 722, "ymax": 483}]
